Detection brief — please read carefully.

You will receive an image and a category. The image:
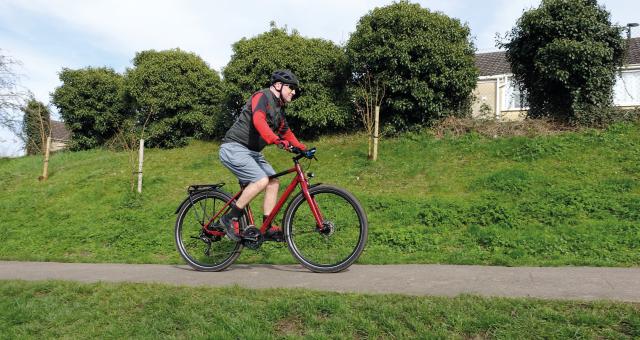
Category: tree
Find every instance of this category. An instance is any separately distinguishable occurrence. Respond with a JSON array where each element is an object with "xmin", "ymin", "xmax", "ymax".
[
  {"xmin": 223, "ymin": 24, "xmax": 351, "ymax": 137},
  {"xmin": 346, "ymin": 1, "xmax": 478, "ymax": 130},
  {"xmin": 1, "ymin": 51, "xmax": 29, "ymax": 136},
  {"xmin": 352, "ymin": 70, "xmax": 385, "ymax": 159},
  {"xmin": 125, "ymin": 48, "xmax": 224, "ymax": 148},
  {"xmin": 21, "ymin": 98, "xmax": 50, "ymax": 155},
  {"xmin": 501, "ymin": 0, "xmax": 625, "ymax": 125},
  {"xmin": 51, "ymin": 67, "xmax": 130, "ymax": 150}
]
